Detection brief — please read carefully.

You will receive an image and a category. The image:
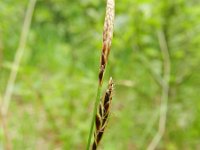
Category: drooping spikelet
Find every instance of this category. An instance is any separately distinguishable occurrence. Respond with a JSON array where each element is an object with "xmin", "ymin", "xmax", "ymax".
[
  {"xmin": 99, "ymin": 0, "xmax": 115, "ymax": 85},
  {"xmin": 92, "ymin": 78, "xmax": 114, "ymax": 150}
]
